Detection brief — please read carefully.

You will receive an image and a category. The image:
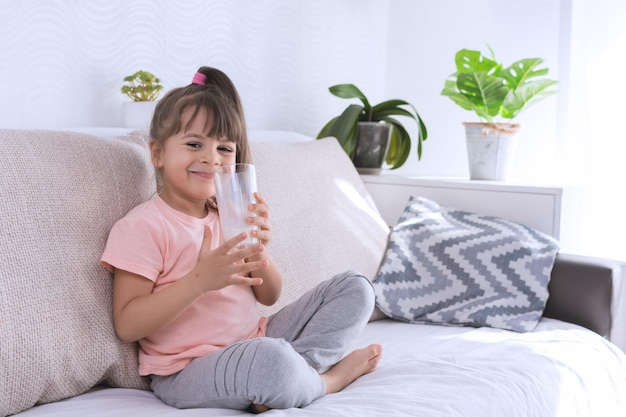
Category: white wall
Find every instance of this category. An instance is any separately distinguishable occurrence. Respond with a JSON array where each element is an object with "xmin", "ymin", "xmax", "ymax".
[
  {"xmin": 0, "ymin": 1, "xmax": 560, "ymax": 181},
  {"xmin": 0, "ymin": 0, "xmax": 389, "ymax": 136},
  {"xmin": 8, "ymin": 1, "xmax": 622, "ymax": 259}
]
